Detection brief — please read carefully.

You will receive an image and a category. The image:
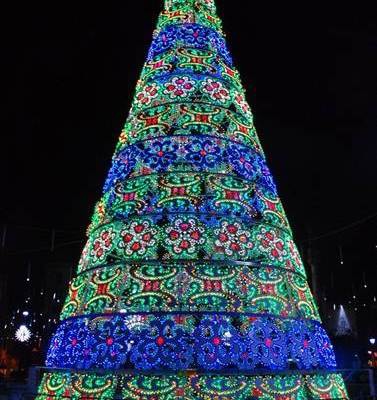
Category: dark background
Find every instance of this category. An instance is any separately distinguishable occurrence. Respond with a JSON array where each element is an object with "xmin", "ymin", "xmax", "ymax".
[{"xmin": 2, "ymin": 1, "xmax": 377, "ymax": 358}]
